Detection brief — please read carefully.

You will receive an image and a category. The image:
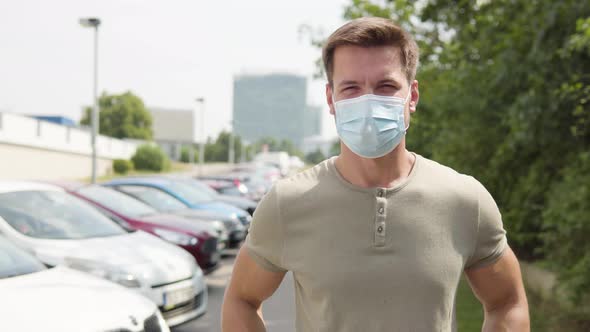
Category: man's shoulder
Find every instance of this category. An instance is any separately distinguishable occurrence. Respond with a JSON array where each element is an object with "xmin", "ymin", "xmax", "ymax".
[
  {"xmin": 274, "ymin": 158, "xmax": 333, "ymax": 199},
  {"xmin": 416, "ymin": 154, "xmax": 481, "ymax": 199}
]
